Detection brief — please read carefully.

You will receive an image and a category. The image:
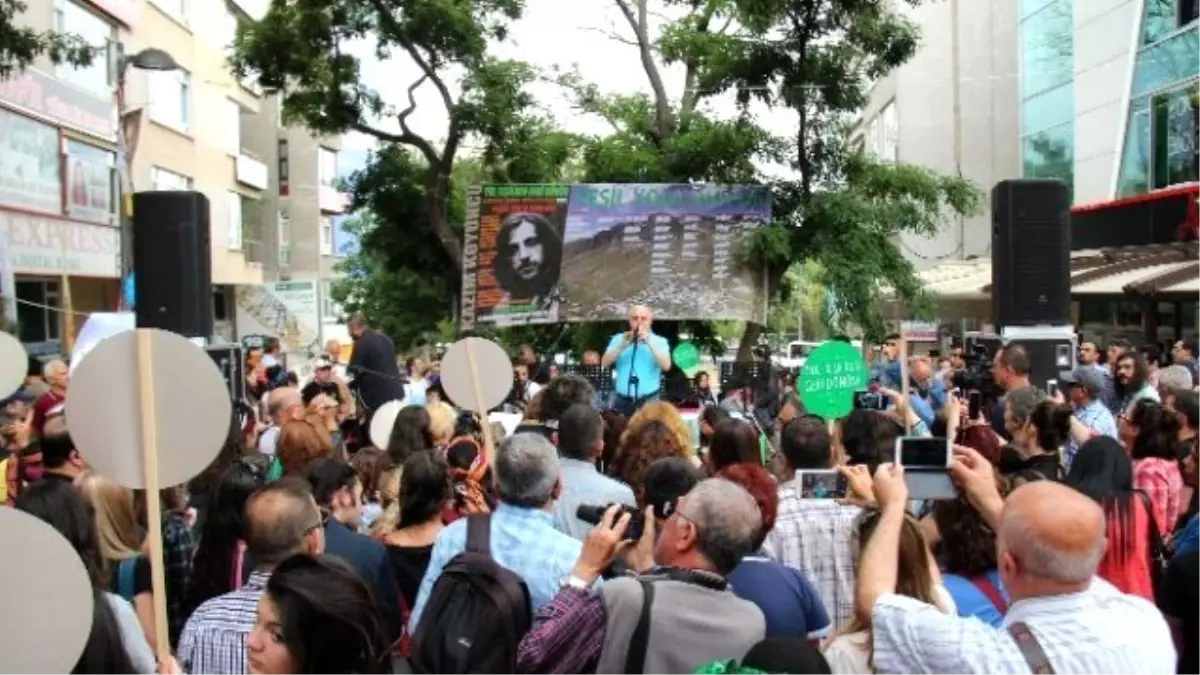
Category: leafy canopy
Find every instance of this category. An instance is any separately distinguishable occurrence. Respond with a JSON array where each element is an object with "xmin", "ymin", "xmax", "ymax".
[{"xmin": 0, "ymin": 0, "xmax": 93, "ymax": 78}]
